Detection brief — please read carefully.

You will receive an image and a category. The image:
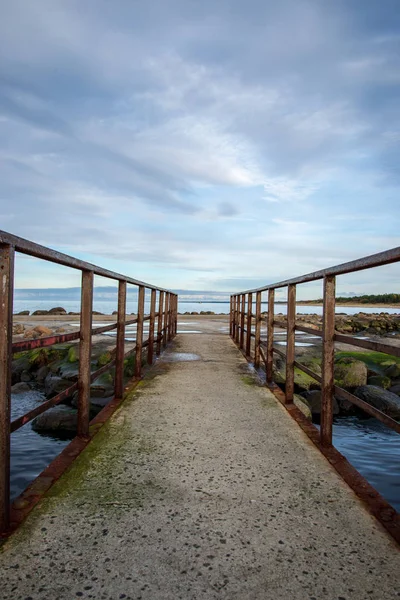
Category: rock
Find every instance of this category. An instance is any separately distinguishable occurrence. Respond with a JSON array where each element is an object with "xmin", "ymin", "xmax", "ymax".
[
  {"xmin": 90, "ymin": 373, "xmax": 114, "ymax": 398},
  {"xmin": 92, "ymin": 311, "xmax": 104, "ymax": 315},
  {"xmin": 67, "ymin": 346, "xmax": 78, "ymax": 363},
  {"xmin": 33, "ymin": 325, "xmax": 53, "ymax": 337},
  {"xmin": 90, "ymin": 396, "xmax": 113, "ymax": 413},
  {"xmin": 389, "ymin": 383, "xmax": 400, "ymax": 396},
  {"xmin": 354, "ymin": 385, "xmax": 400, "ymax": 420},
  {"xmin": 300, "ymin": 390, "xmax": 339, "ymax": 416},
  {"xmin": 44, "ymin": 374, "xmax": 73, "ymax": 398},
  {"xmin": 20, "ymin": 370, "xmax": 31, "ymax": 383},
  {"xmin": 16, "ymin": 310, "xmax": 30, "ymax": 315},
  {"xmin": 367, "ymin": 375, "xmax": 391, "ymax": 389},
  {"xmin": 293, "ymin": 394, "xmax": 312, "ymax": 420},
  {"xmin": 56, "ymin": 327, "xmax": 66, "ymax": 333},
  {"xmin": 384, "ymin": 363, "xmax": 400, "ymax": 379},
  {"xmin": 112, "ymin": 311, "xmax": 118, "ymax": 315},
  {"xmin": 47, "ymin": 307, "xmax": 67, "ymax": 315},
  {"xmin": 12, "ymin": 323, "xmax": 25, "ymax": 335},
  {"xmin": 23, "ymin": 328, "xmax": 40, "ymax": 339},
  {"xmin": 97, "ymin": 351, "xmax": 112, "ymax": 367},
  {"xmin": 334, "ymin": 358, "xmax": 368, "ymax": 388},
  {"xmin": 68, "ymin": 312, "xmax": 80, "ymax": 315},
  {"xmin": 32, "ymin": 310, "xmax": 49, "ymax": 316},
  {"xmin": 11, "ymin": 382, "xmax": 31, "ymax": 394},
  {"xmin": 11, "ymin": 356, "xmax": 31, "ymax": 384},
  {"xmin": 36, "ymin": 365, "xmax": 50, "ymax": 383},
  {"xmin": 32, "ymin": 406, "xmax": 77, "ymax": 436}
]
